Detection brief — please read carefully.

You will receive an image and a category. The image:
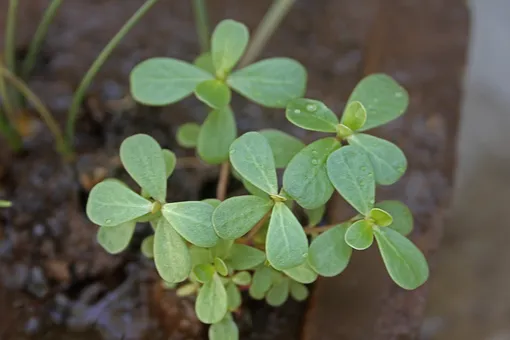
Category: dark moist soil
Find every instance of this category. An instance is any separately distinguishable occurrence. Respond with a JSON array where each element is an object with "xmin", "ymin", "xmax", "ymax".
[{"xmin": 0, "ymin": 0, "xmax": 469, "ymax": 339}]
